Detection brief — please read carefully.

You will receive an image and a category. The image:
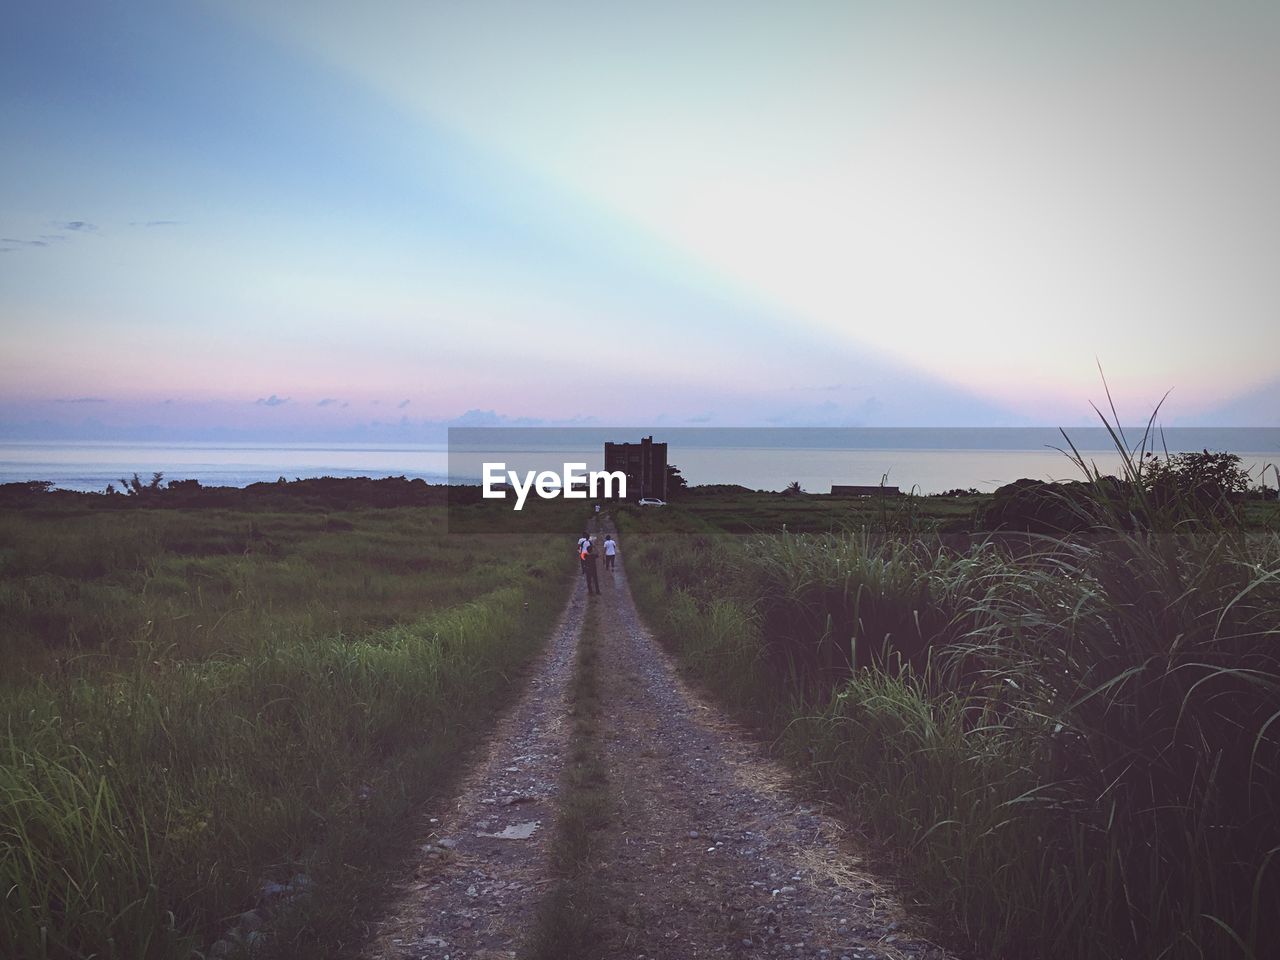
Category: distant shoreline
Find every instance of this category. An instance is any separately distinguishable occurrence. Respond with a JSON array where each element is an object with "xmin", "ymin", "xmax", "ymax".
[{"xmin": 2, "ymin": 432, "xmax": 1276, "ymax": 496}]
